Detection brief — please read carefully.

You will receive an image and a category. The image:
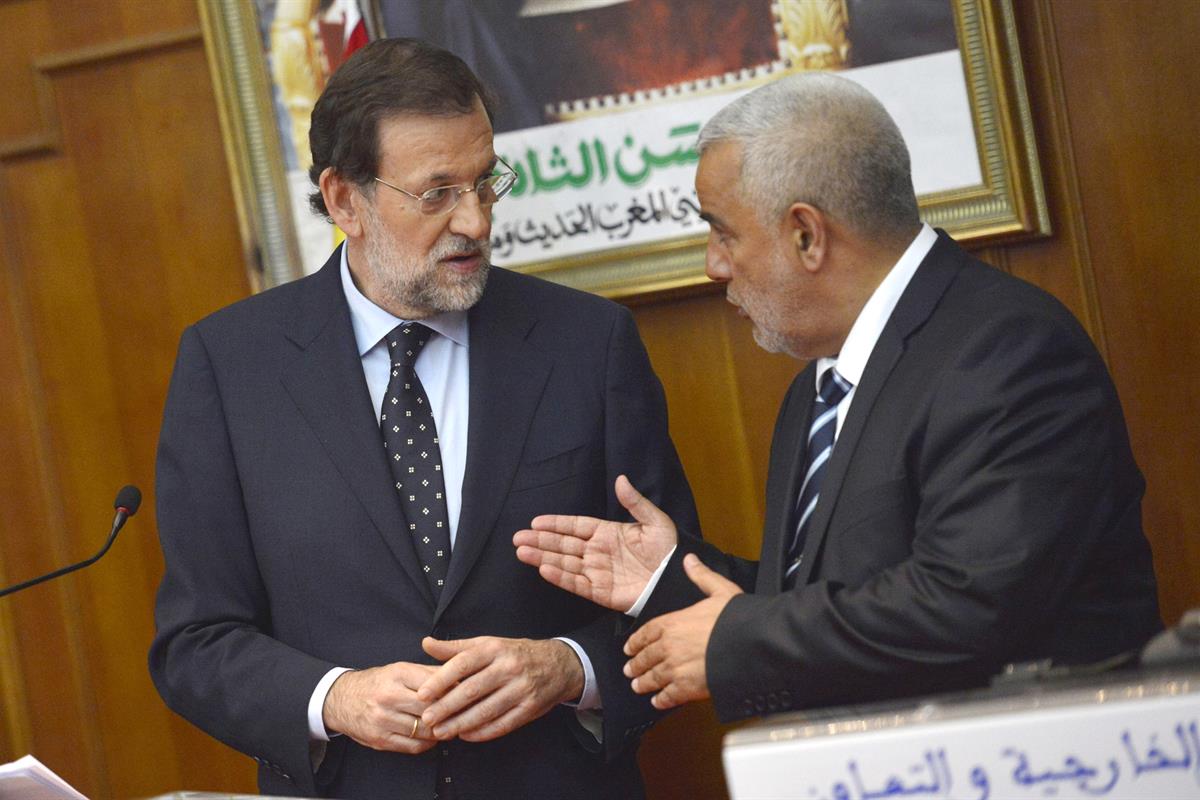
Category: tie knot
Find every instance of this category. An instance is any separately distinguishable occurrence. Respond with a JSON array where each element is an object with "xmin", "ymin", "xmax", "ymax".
[
  {"xmin": 387, "ymin": 322, "xmax": 433, "ymax": 368},
  {"xmin": 817, "ymin": 368, "xmax": 852, "ymax": 408}
]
